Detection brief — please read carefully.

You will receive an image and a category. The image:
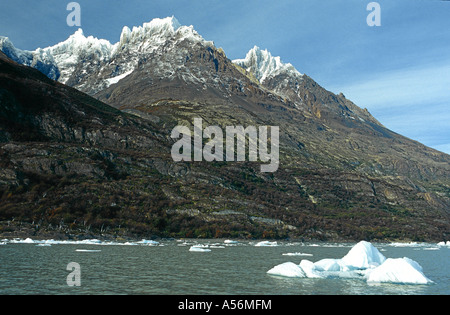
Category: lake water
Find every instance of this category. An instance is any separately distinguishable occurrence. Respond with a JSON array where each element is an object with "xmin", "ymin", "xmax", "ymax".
[{"xmin": 0, "ymin": 239, "xmax": 448, "ymax": 295}]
